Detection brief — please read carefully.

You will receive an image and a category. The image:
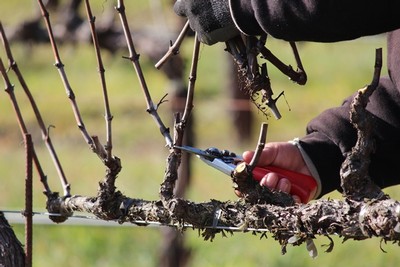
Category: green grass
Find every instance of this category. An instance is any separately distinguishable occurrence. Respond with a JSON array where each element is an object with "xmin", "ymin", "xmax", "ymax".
[{"xmin": 1, "ymin": 1, "xmax": 400, "ymax": 267}]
